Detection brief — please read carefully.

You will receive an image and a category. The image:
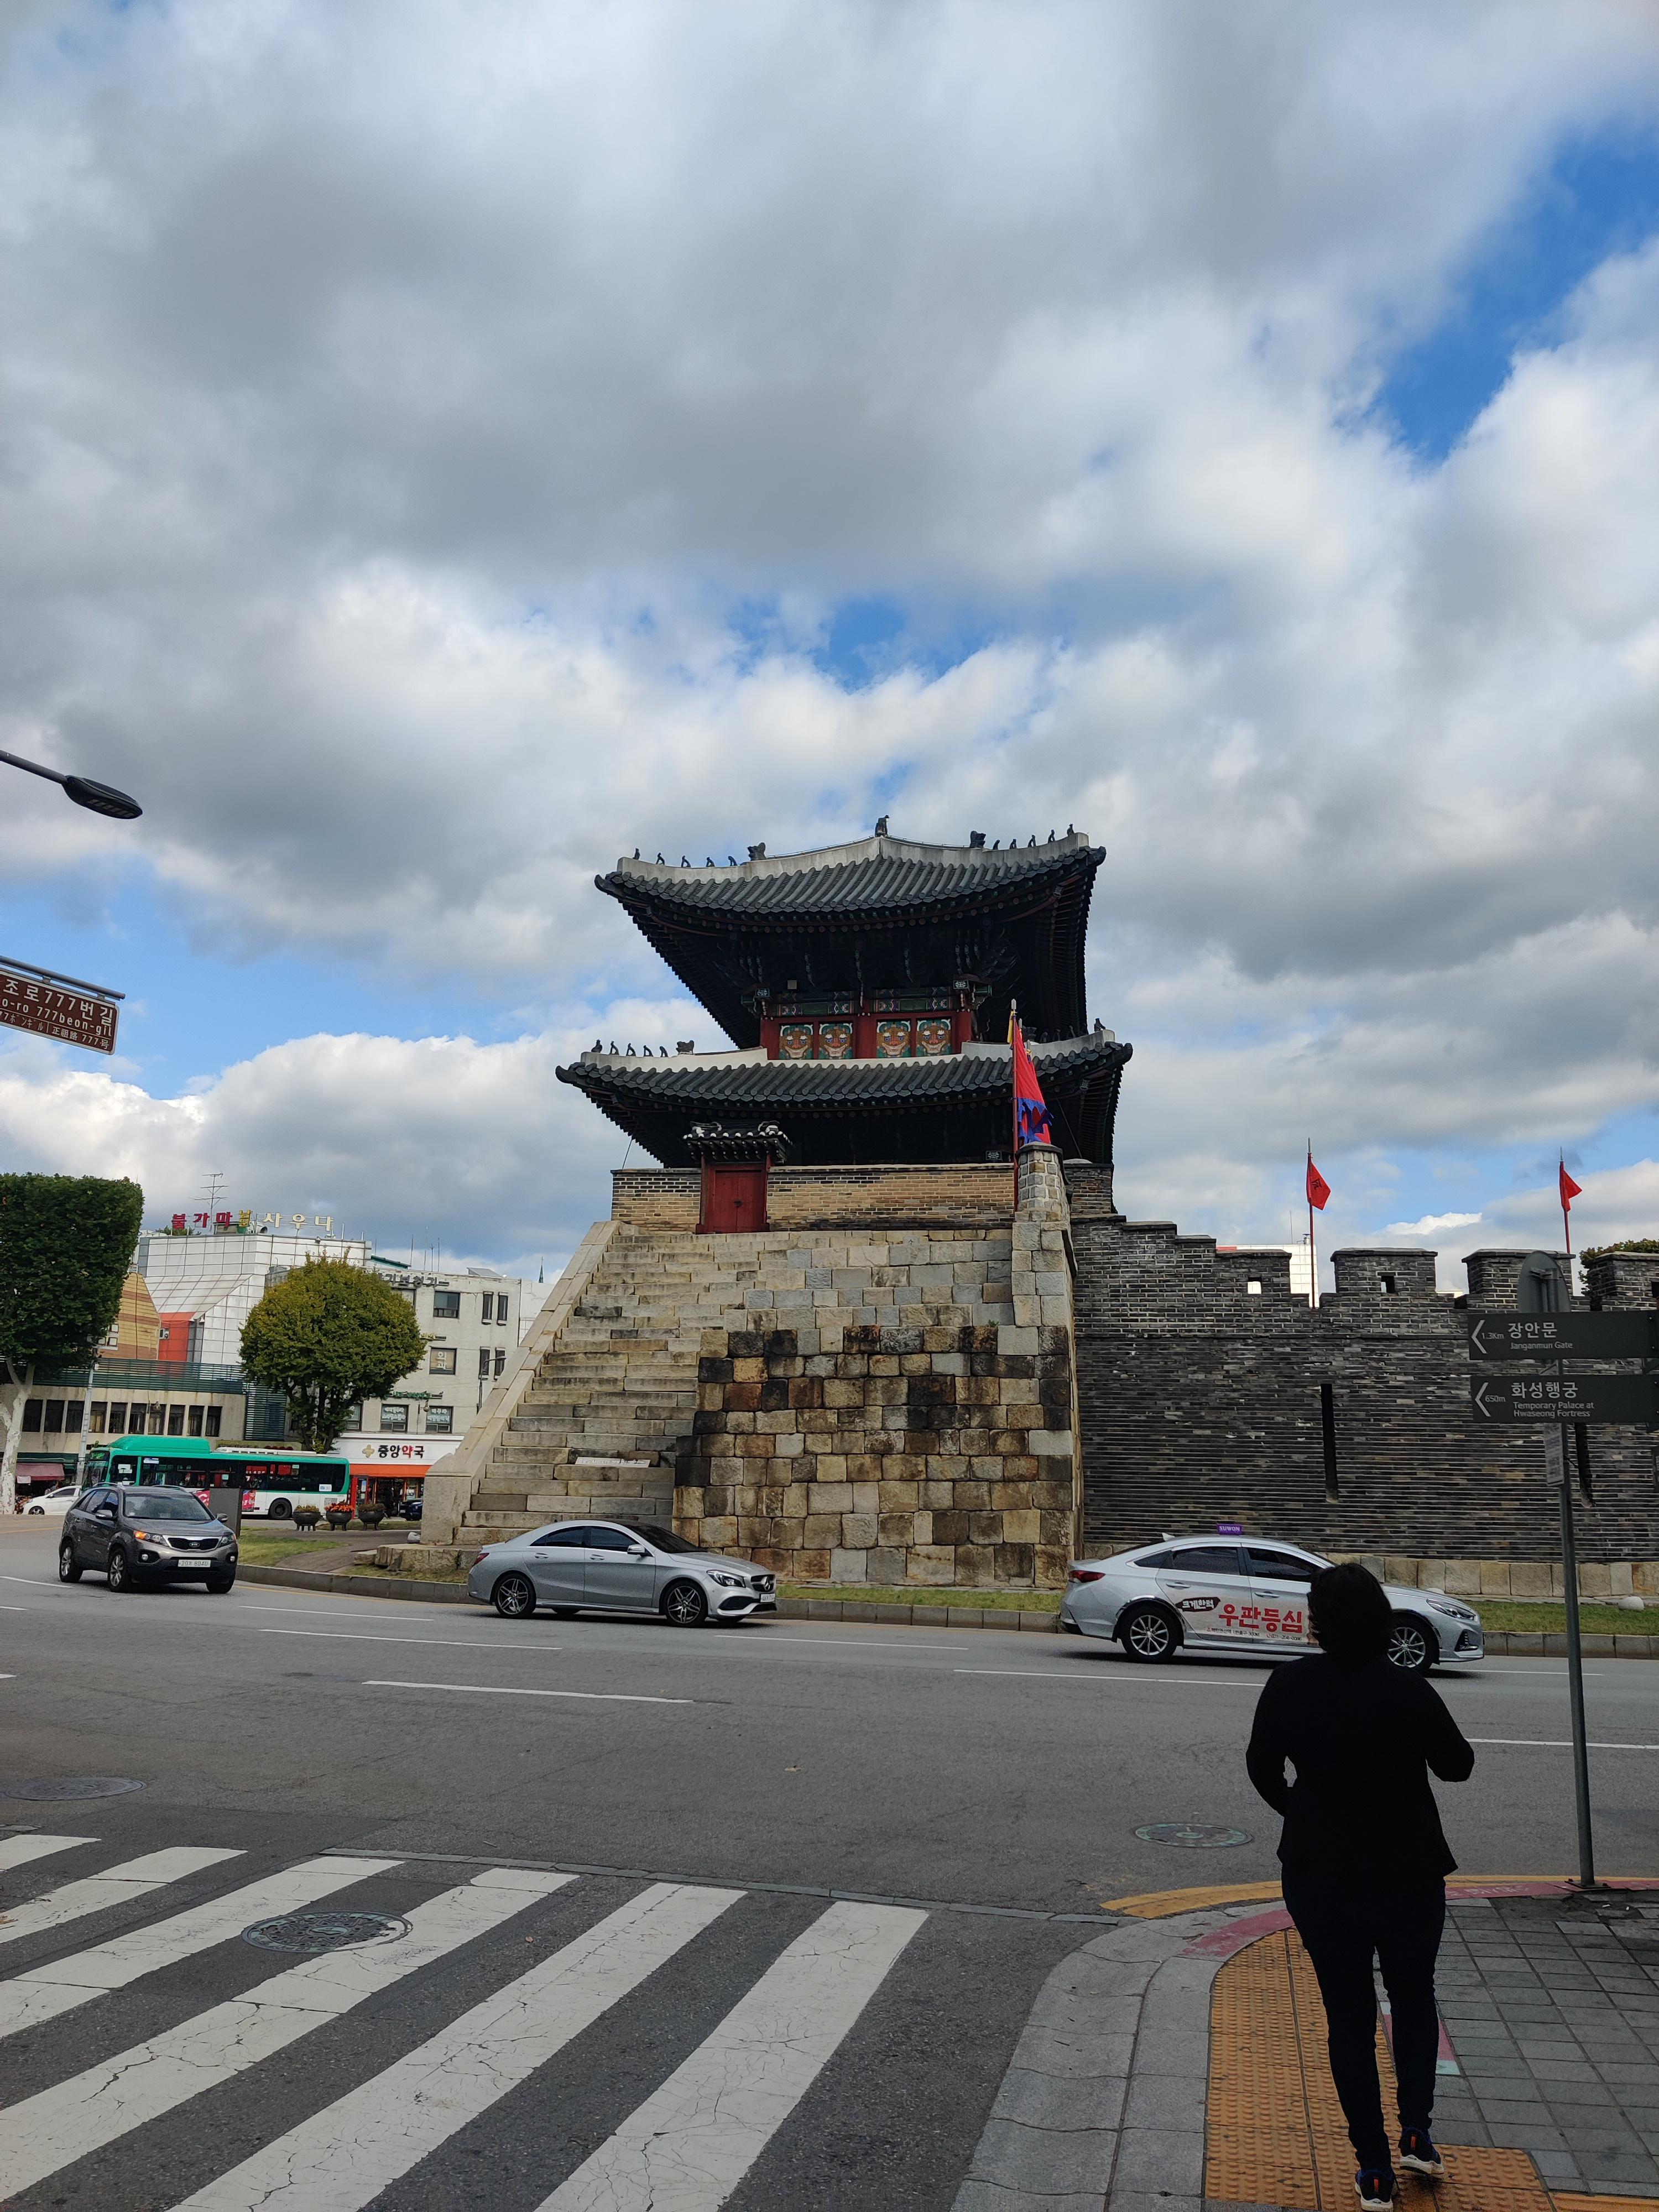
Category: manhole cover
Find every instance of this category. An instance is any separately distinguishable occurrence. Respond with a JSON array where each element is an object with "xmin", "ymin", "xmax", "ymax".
[
  {"xmin": 243, "ymin": 1911, "xmax": 410, "ymax": 1955},
  {"xmin": 1135, "ymin": 1823, "xmax": 1252, "ymax": 1849},
  {"xmin": 0, "ymin": 1777, "xmax": 145, "ymax": 1801}
]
